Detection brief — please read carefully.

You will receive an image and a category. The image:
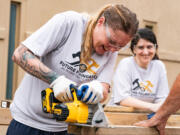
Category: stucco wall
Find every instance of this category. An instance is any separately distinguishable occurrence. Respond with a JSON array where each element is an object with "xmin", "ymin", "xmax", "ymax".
[
  {"xmin": 0, "ymin": 0, "xmax": 180, "ymax": 100},
  {"xmin": 0, "ymin": 1, "xmax": 180, "ymax": 133}
]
